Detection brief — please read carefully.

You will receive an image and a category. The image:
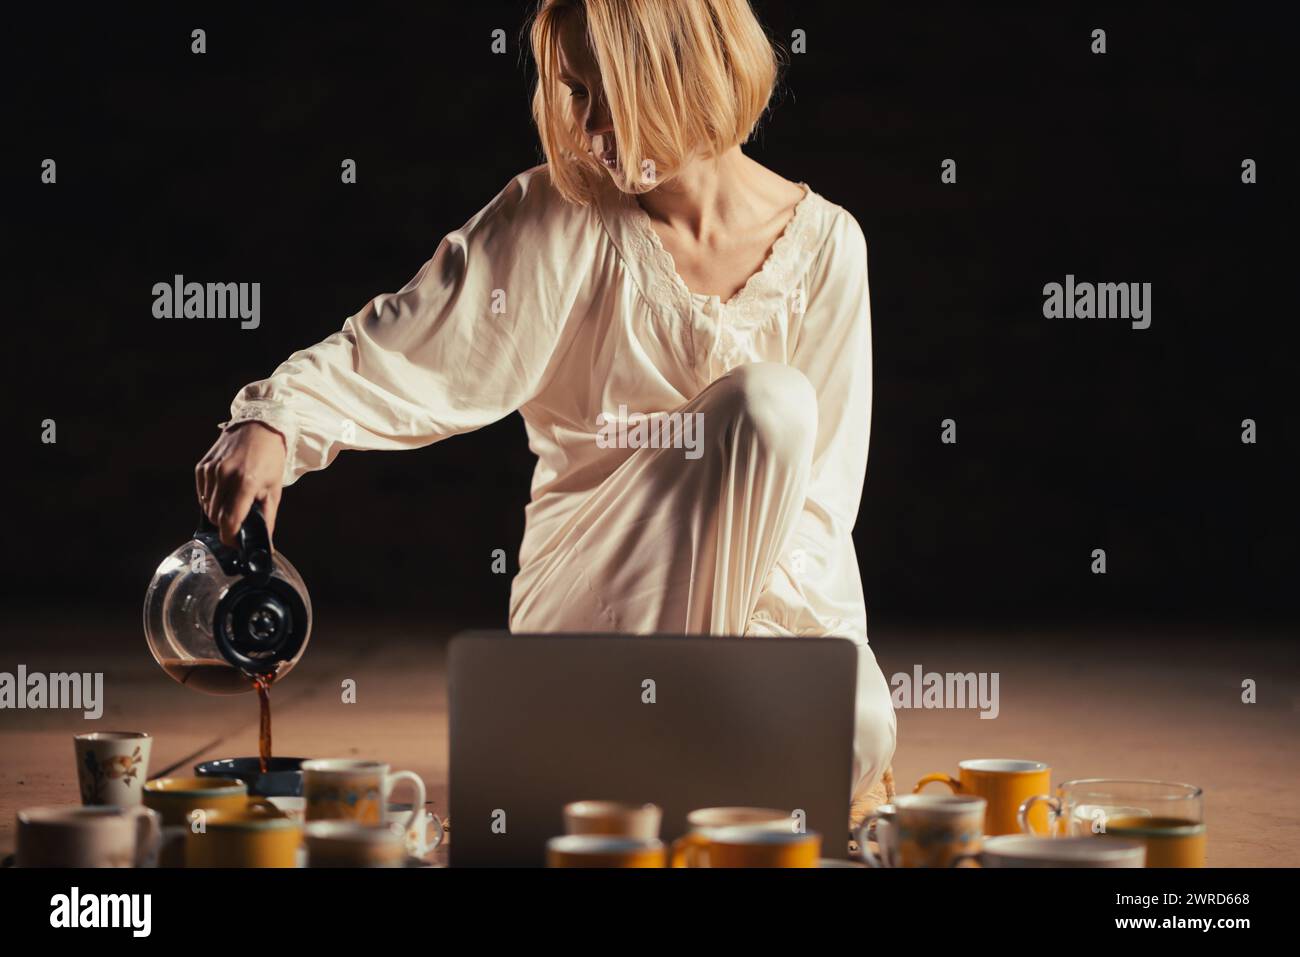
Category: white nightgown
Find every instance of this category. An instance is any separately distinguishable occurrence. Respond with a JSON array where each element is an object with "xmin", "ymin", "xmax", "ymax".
[{"xmin": 220, "ymin": 163, "xmax": 897, "ymax": 802}]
